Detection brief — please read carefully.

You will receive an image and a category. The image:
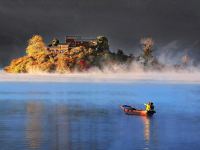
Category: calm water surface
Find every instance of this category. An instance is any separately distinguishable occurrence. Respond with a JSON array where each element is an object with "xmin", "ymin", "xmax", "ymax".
[{"xmin": 0, "ymin": 82, "xmax": 200, "ymax": 150}]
